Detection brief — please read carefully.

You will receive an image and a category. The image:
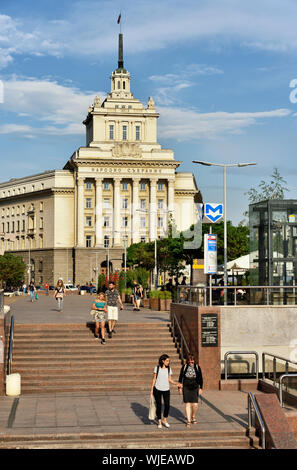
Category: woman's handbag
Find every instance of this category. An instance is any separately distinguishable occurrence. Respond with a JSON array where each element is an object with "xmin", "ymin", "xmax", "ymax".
[
  {"xmin": 90, "ymin": 309, "xmax": 96, "ymax": 316},
  {"xmin": 35, "ymin": 293, "xmax": 39, "ymax": 300},
  {"xmin": 148, "ymin": 395, "xmax": 156, "ymax": 420}
]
